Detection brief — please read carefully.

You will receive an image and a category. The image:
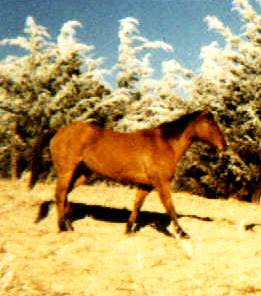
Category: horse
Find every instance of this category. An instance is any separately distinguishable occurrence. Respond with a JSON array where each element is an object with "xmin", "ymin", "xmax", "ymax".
[{"xmin": 30, "ymin": 109, "xmax": 226, "ymax": 238}]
